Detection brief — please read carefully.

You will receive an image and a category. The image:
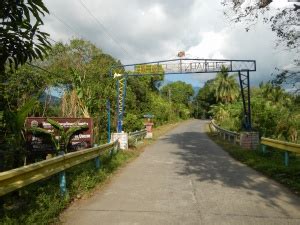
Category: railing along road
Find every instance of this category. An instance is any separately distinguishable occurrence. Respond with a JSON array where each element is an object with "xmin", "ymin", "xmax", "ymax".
[{"xmin": 0, "ymin": 141, "xmax": 118, "ymax": 197}]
